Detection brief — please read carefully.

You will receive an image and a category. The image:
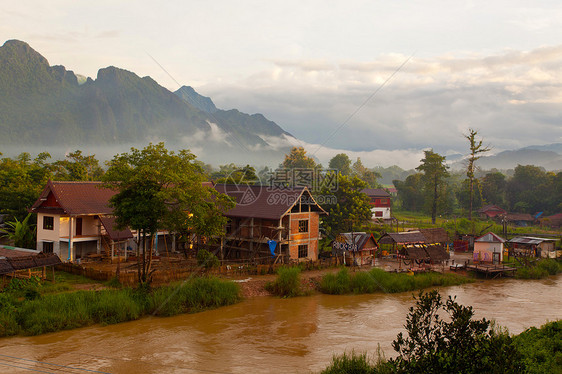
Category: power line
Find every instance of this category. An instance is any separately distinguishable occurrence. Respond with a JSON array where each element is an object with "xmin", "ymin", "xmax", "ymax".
[{"xmin": 312, "ymin": 52, "xmax": 415, "ymax": 157}]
